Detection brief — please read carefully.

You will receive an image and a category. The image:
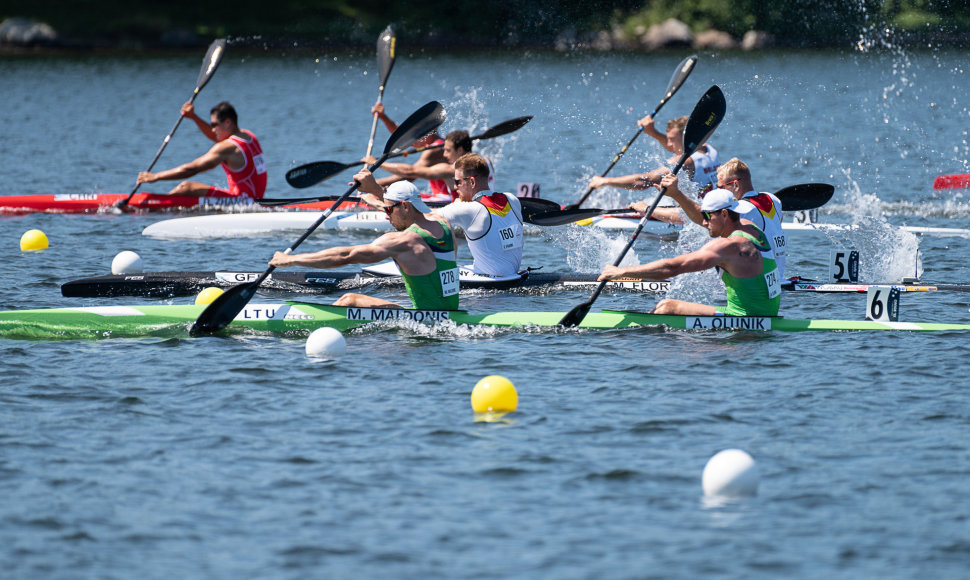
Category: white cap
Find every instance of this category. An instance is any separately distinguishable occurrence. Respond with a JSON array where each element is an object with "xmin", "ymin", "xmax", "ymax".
[
  {"xmin": 384, "ymin": 181, "xmax": 431, "ymax": 213},
  {"xmin": 700, "ymin": 188, "xmax": 754, "ymax": 214}
]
